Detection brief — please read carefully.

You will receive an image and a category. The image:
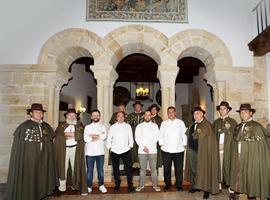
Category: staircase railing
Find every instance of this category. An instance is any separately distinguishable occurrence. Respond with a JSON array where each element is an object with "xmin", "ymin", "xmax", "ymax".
[{"xmin": 253, "ymin": 0, "xmax": 270, "ymax": 34}]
